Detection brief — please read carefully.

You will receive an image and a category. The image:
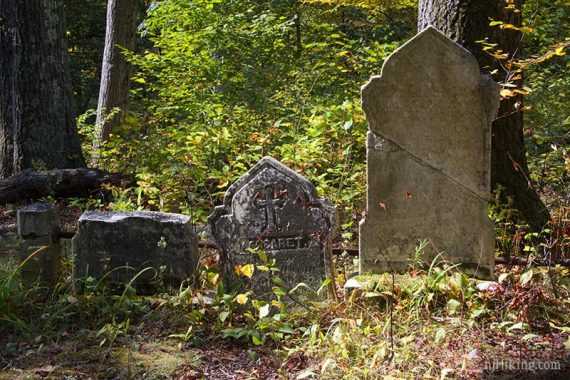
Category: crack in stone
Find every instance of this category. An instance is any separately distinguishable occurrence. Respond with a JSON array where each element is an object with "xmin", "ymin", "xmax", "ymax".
[{"xmin": 368, "ymin": 131, "xmax": 488, "ymax": 202}]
